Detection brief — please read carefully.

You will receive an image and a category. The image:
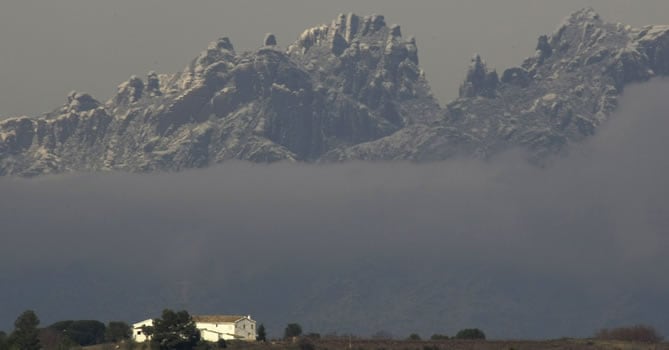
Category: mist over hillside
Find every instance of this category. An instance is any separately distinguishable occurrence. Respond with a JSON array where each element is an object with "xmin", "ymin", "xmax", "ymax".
[{"xmin": 1, "ymin": 79, "xmax": 668, "ymax": 338}]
